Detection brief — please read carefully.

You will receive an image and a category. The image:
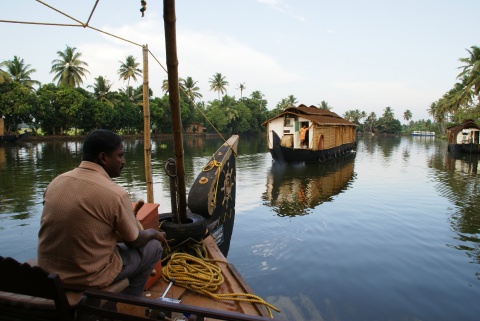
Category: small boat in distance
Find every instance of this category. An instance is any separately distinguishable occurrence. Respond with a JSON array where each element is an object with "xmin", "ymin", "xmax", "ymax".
[
  {"xmin": 262, "ymin": 104, "xmax": 357, "ymax": 164},
  {"xmin": 0, "ymin": 131, "xmax": 31, "ymax": 144},
  {"xmin": 0, "ymin": 119, "xmax": 31, "ymax": 144},
  {"xmin": 410, "ymin": 131, "xmax": 435, "ymax": 137},
  {"xmin": 447, "ymin": 119, "xmax": 480, "ymax": 154}
]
